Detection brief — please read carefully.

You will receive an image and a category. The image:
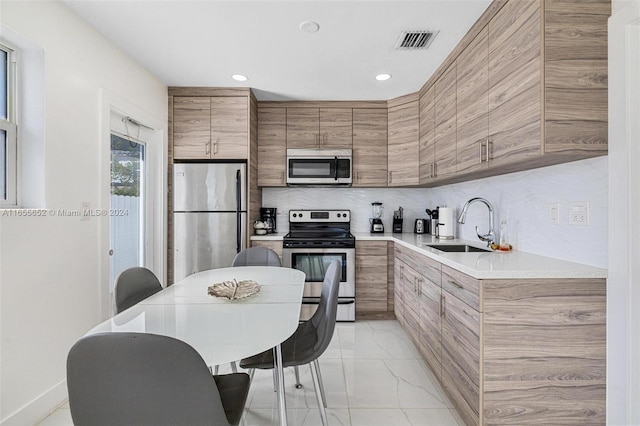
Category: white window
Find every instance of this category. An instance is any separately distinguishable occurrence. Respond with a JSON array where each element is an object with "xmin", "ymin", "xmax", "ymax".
[{"xmin": 0, "ymin": 41, "xmax": 17, "ymax": 207}]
